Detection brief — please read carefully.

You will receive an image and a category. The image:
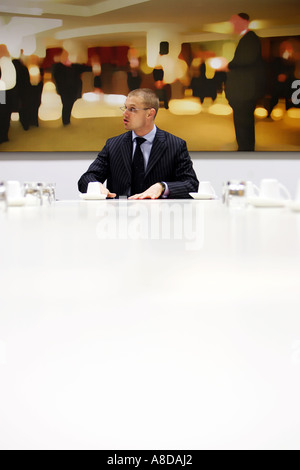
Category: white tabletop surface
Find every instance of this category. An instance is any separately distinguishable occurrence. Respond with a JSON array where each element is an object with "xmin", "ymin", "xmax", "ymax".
[{"xmin": 0, "ymin": 199, "xmax": 300, "ymax": 450}]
